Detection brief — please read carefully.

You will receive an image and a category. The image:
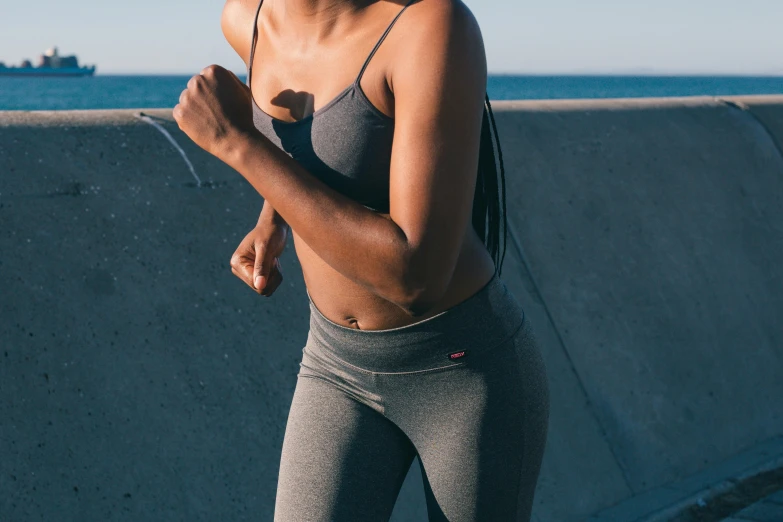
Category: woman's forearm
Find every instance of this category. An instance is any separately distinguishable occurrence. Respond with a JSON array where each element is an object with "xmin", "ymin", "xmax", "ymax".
[
  {"xmin": 258, "ymin": 197, "xmax": 289, "ymax": 229},
  {"xmin": 224, "ymin": 133, "xmax": 429, "ymax": 314}
]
